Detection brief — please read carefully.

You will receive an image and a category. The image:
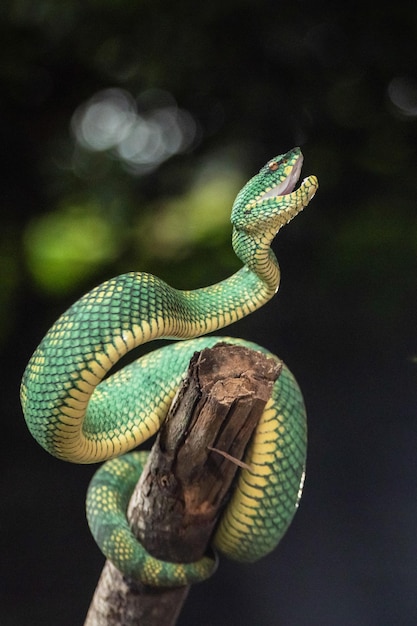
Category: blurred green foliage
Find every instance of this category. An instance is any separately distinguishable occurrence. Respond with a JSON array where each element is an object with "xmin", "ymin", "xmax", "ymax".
[
  {"xmin": 24, "ymin": 199, "xmax": 121, "ymax": 293},
  {"xmin": 0, "ymin": 0, "xmax": 416, "ymax": 344}
]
